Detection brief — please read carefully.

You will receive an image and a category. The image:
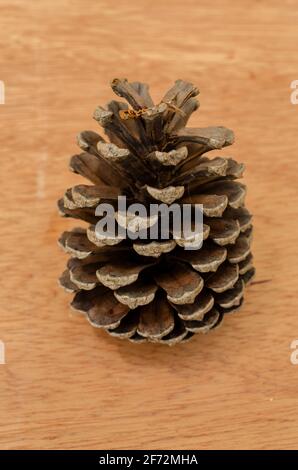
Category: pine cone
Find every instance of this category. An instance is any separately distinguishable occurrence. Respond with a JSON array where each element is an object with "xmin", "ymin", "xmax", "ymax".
[{"xmin": 58, "ymin": 78, "xmax": 255, "ymax": 345}]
